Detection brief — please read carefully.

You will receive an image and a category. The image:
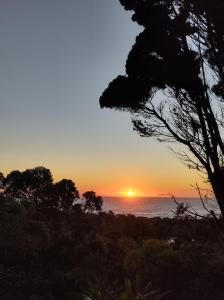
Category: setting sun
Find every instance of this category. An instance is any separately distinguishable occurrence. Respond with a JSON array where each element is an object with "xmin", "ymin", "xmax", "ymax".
[
  {"xmin": 120, "ymin": 187, "xmax": 143, "ymax": 198},
  {"xmin": 127, "ymin": 190, "xmax": 134, "ymax": 197}
]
